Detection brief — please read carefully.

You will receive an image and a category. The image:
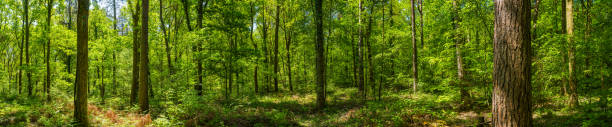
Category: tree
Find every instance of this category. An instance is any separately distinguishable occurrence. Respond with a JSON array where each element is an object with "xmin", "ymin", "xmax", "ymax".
[
  {"xmin": 565, "ymin": 0, "xmax": 578, "ymax": 108},
  {"xmin": 274, "ymin": 0, "xmax": 280, "ymax": 92},
  {"xmin": 160, "ymin": 0, "xmax": 172, "ymax": 75},
  {"xmin": 129, "ymin": 0, "xmax": 140, "ymax": 105},
  {"xmin": 357, "ymin": 0, "xmax": 365, "ymax": 99},
  {"xmin": 24, "ymin": 0, "xmax": 32, "ymax": 96},
  {"xmin": 139, "ymin": 0, "xmax": 150, "ymax": 113},
  {"xmin": 492, "ymin": 0, "xmax": 532, "ymax": 126},
  {"xmin": 45, "ymin": 0, "xmax": 53, "ymax": 102},
  {"xmin": 74, "ymin": 0, "xmax": 90, "ymax": 125},
  {"xmin": 452, "ymin": 0, "xmax": 470, "ymax": 109},
  {"xmin": 315, "ymin": 0, "xmax": 326, "ymax": 109},
  {"xmin": 410, "ymin": 0, "xmax": 418, "ymax": 94}
]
